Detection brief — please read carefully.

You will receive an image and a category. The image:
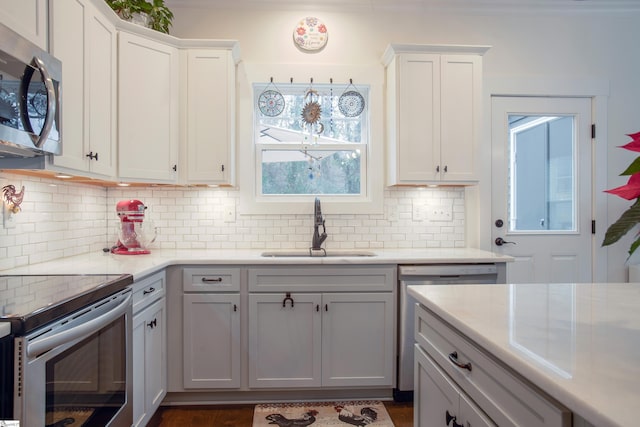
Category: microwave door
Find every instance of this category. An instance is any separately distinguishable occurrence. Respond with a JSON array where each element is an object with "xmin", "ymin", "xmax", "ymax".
[{"xmin": 19, "ymin": 57, "xmax": 56, "ymax": 148}]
